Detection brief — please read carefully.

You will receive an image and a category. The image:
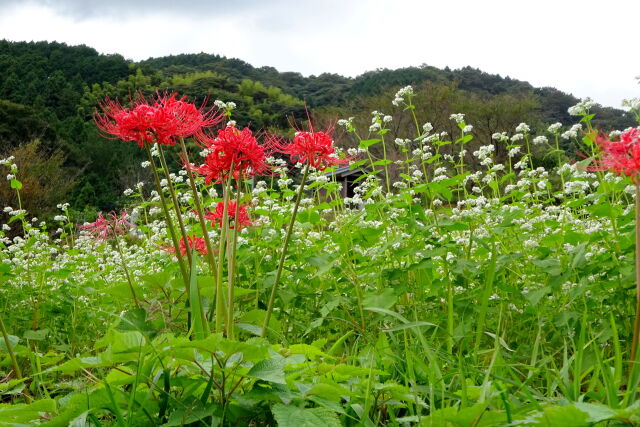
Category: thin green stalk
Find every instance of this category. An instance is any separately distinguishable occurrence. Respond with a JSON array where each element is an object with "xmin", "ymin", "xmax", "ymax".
[
  {"xmin": 554, "ymin": 134, "xmax": 565, "ymax": 190},
  {"xmin": 525, "ymin": 135, "xmax": 534, "ymax": 170},
  {"xmin": 474, "ymin": 242, "xmax": 497, "ymax": 356},
  {"xmin": 631, "ymin": 182, "xmax": 640, "ymax": 362},
  {"xmin": 179, "ymin": 140, "xmax": 222, "ymax": 325},
  {"xmin": 144, "ymin": 144, "xmax": 189, "ymax": 287},
  {"xmin": 0, "ymin": 316, "xmax": 22, "ymax": 380},
  {"xmin": 112, "ymin": 233, "xmax": 140, "ymax": 309},
  {"xmin": 215, "ymin": 176, "xmax": 232, "ymax": 334},
  {"xmin": 157, "ymin": 145, "xmax": 193, "ymax": 268},
  {"xmin": 261, "ymin": 163, "xmax": 310, "ymax": 337},
  {"xmin": 380, "ymin": 134, "xmax": 391, "ymax": 194},
  {"xmin": 226, "ymin": 181, "xmax": 242, "ymax": 338},
  {"xmin": 447, "ymin": 279, "xmax": 454, "ymax": 354}
]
